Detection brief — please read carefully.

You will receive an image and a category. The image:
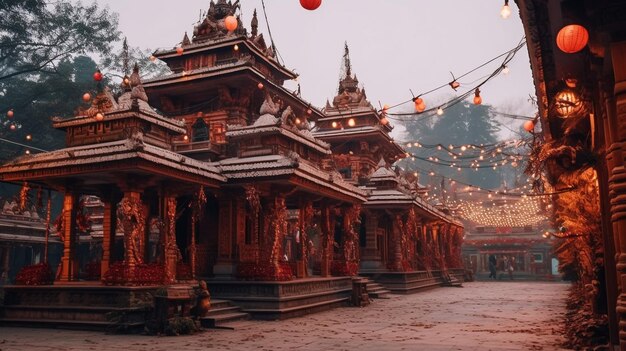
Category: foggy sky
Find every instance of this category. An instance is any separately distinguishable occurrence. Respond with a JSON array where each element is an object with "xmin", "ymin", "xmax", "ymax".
[{"xmin": 97, "ymin": 0, "xmax": 535, "ymax": 138}]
